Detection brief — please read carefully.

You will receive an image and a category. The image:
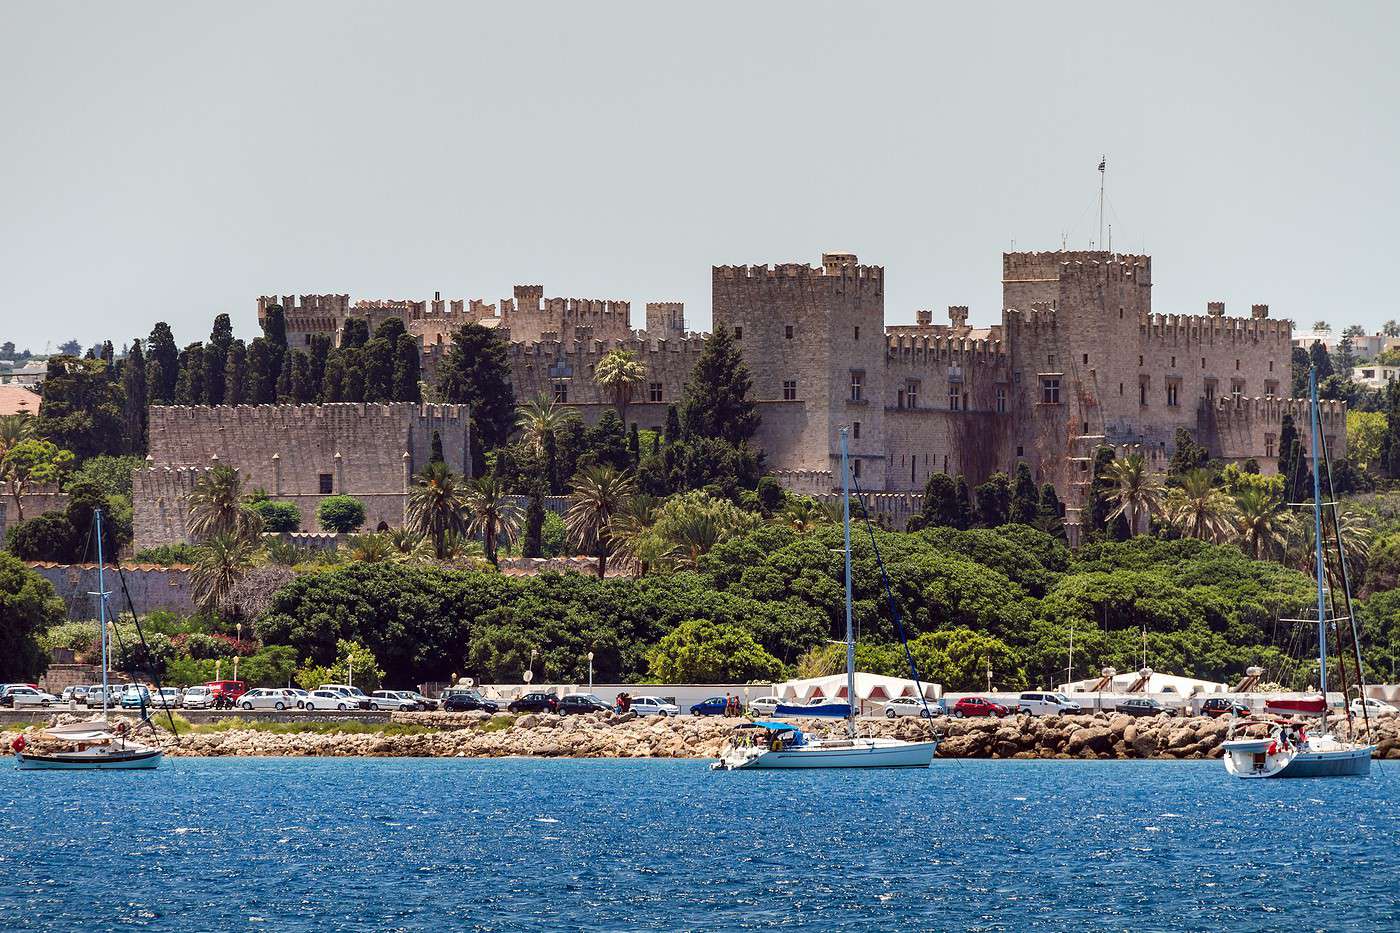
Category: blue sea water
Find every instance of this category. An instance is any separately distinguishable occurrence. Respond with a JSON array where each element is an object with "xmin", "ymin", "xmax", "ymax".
[{"xmin": 1, "ymin": 757, "xmax": 1397, "ymax": 931}]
